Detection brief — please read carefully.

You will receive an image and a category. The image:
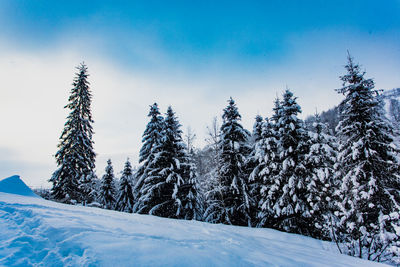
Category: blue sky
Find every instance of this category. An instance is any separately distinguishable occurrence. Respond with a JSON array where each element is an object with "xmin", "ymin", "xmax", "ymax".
[
  {"xmin": 1, "ymin": 0, "xmax": 399, "ymax": 70},
  {"xmin": 0, "ymin": 1, "xmax": 399, "ymax": 186}
]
